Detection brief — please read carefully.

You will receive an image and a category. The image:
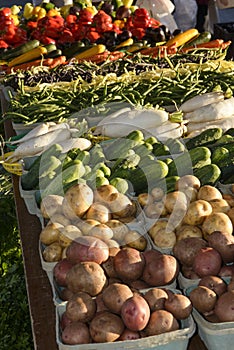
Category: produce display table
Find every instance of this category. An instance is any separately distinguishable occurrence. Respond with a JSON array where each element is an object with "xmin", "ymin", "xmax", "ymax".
[{"xmin": 3, "ymin": 123, "xmax": 208, "ymax": 350}]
